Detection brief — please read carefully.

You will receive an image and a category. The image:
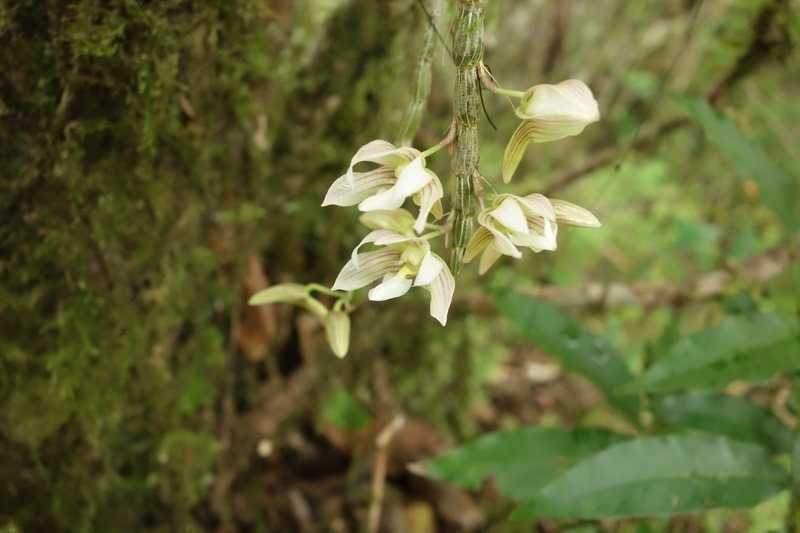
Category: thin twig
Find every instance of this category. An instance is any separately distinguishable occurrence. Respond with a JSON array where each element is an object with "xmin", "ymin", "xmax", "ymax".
[{"xmin": 367, "ymin": 414, "xmax": 406, "ymax": 533}]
